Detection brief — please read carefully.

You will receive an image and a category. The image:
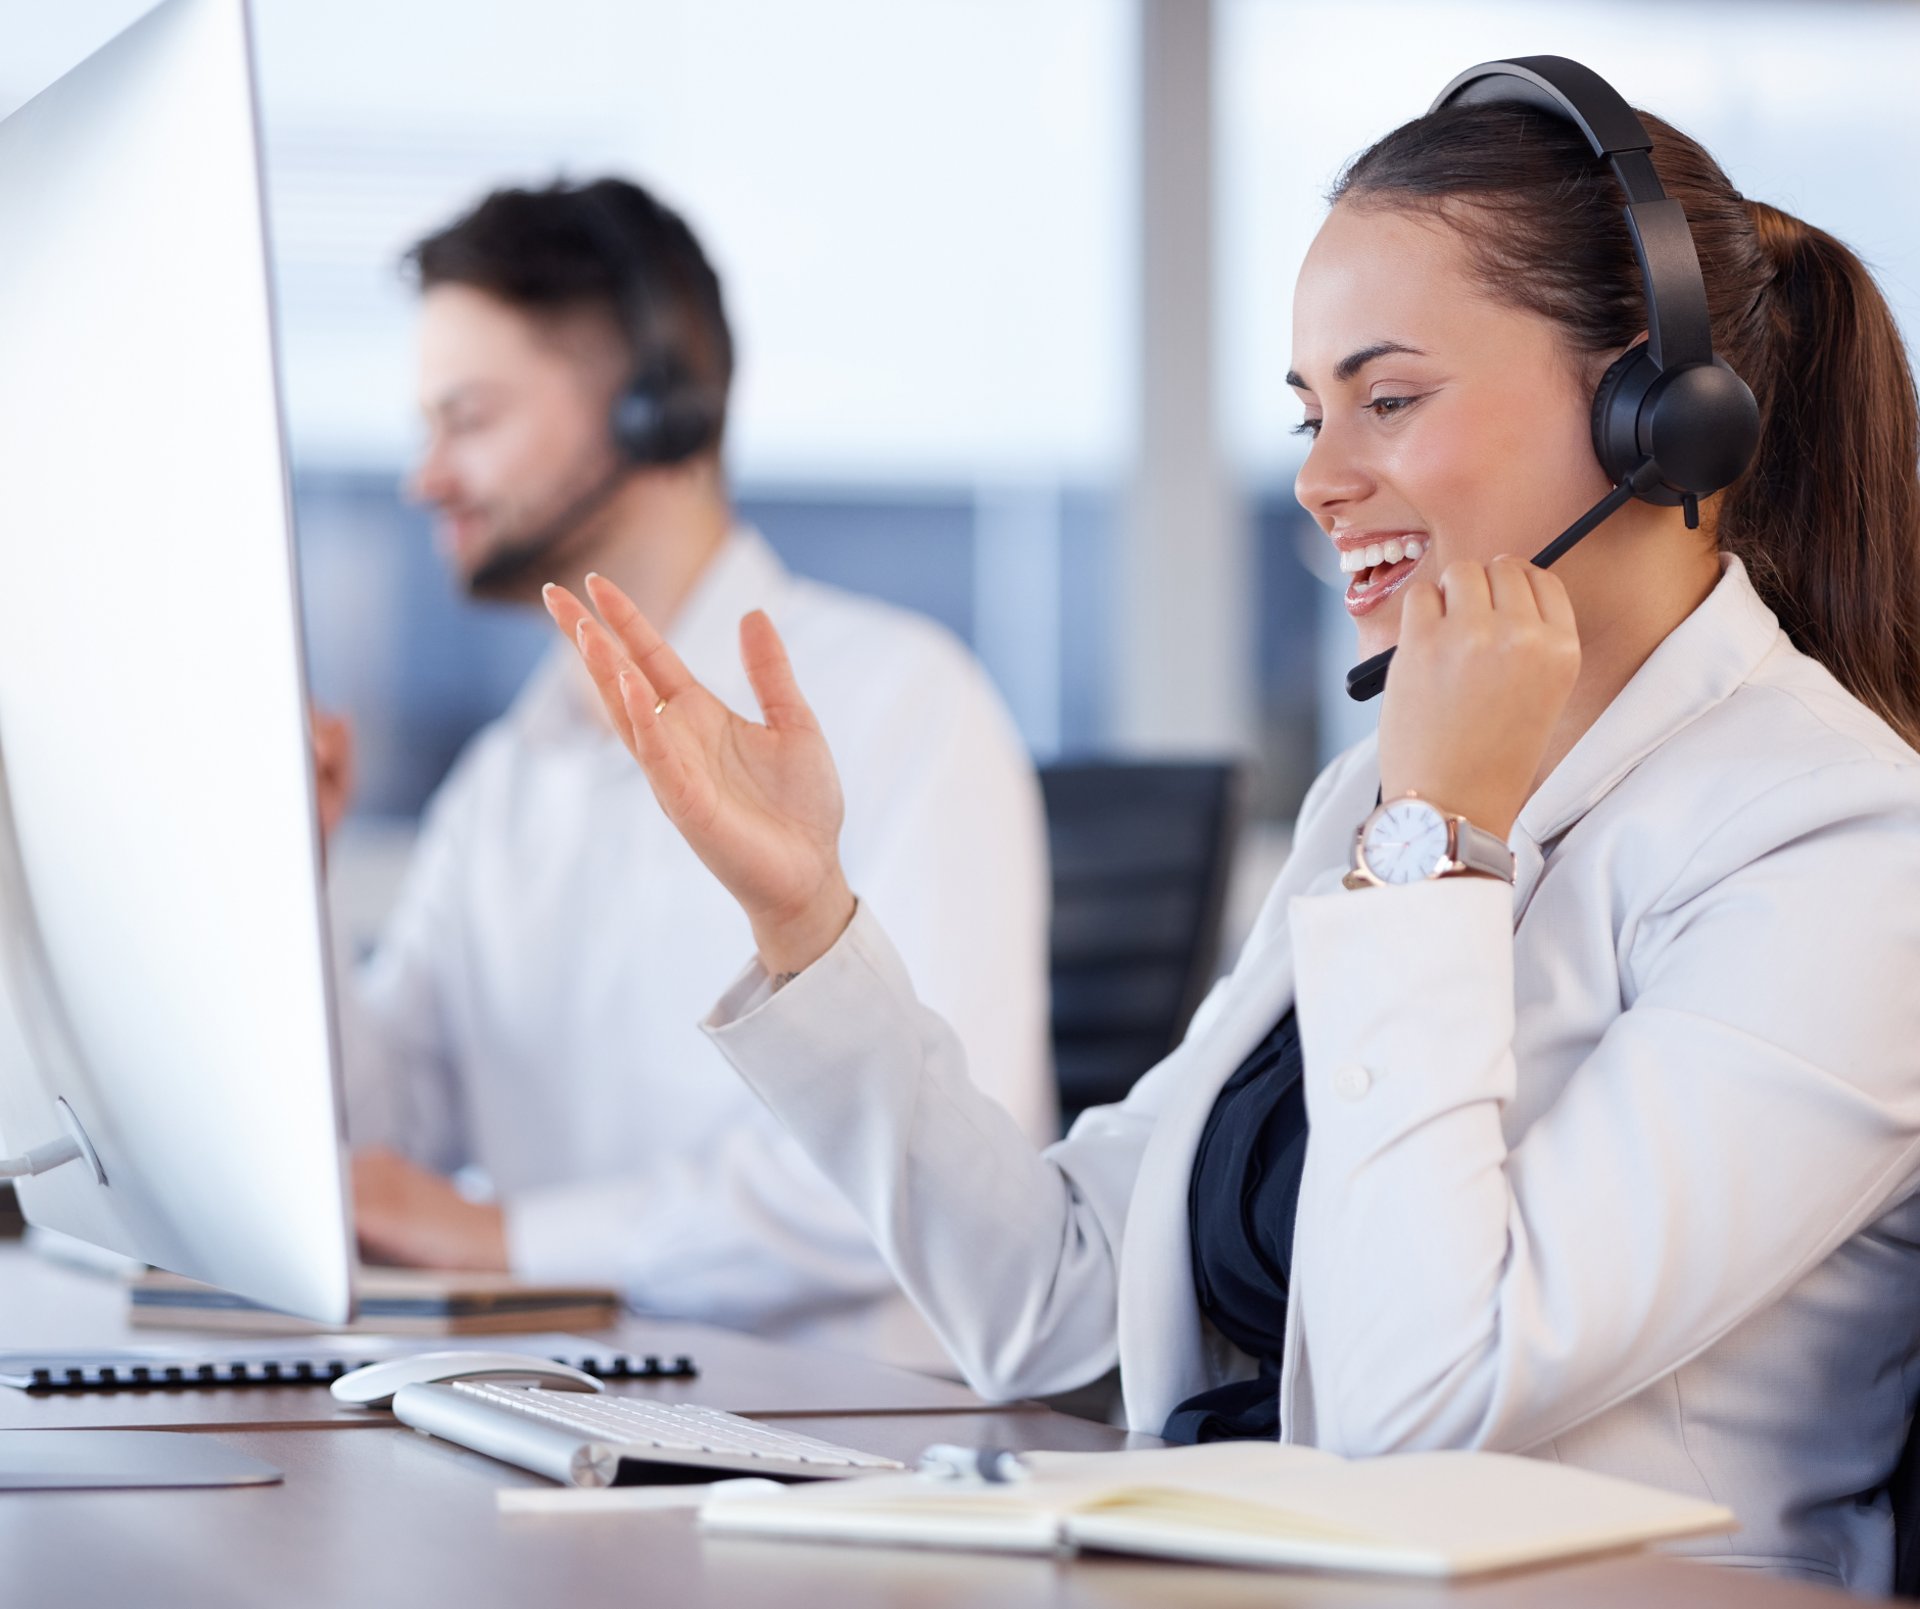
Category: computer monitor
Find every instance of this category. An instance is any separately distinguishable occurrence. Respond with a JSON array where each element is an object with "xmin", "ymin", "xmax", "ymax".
[{"xmin": 0, "ymin": 0, "xmax": 352, "ymax": 1331}]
